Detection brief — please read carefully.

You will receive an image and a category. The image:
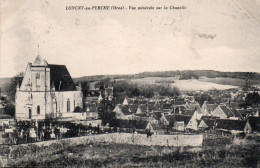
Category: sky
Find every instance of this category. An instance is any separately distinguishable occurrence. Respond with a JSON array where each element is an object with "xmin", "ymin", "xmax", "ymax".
[{"xmin": 0, "ymin": 0, "xmax": 260, "ymax": 78}]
